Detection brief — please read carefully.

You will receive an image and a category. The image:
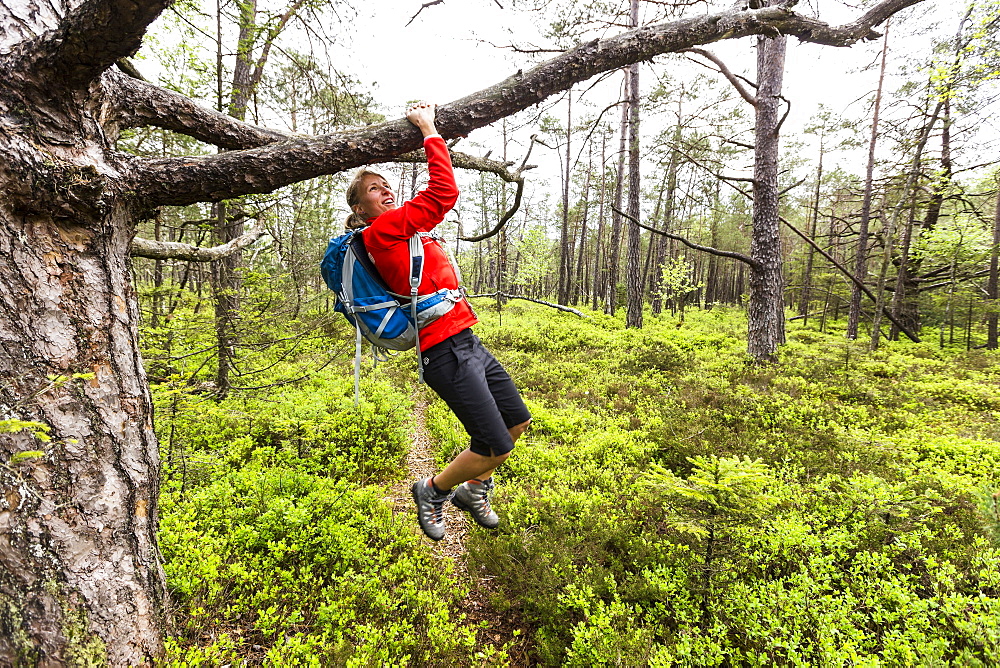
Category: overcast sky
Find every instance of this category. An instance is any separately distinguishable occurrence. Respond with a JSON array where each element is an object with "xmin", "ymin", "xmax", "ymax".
[{"xmin": 139, "ymin": 0, "xmax": 984, "ymax": 224}]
